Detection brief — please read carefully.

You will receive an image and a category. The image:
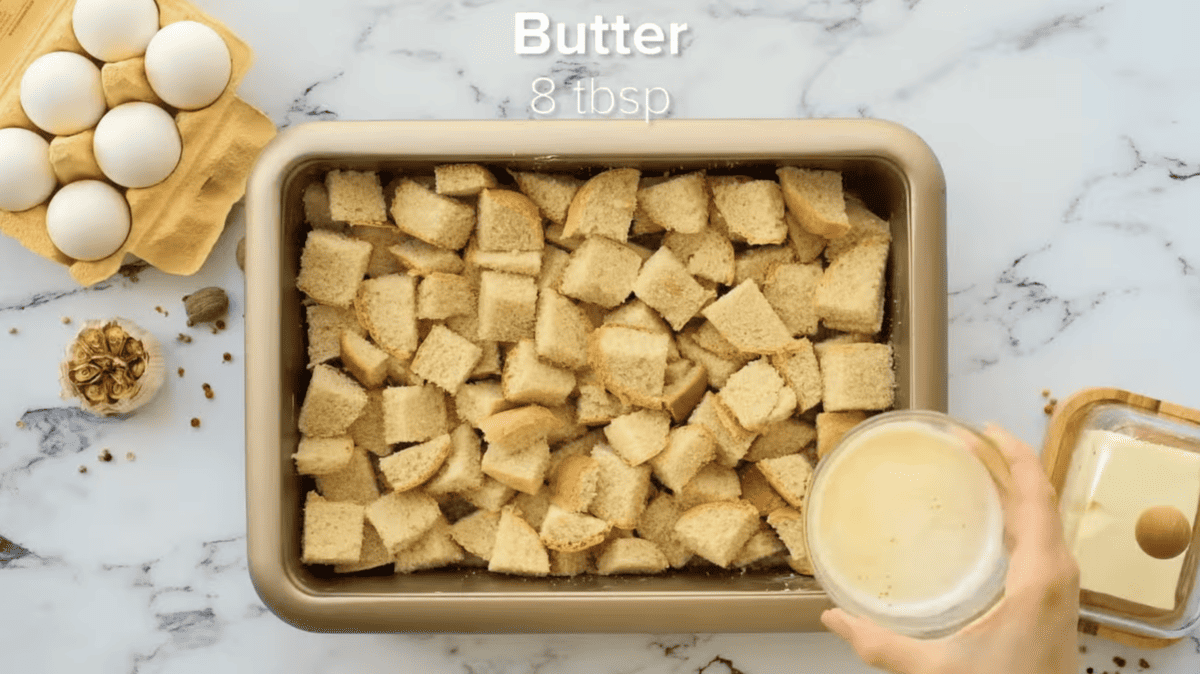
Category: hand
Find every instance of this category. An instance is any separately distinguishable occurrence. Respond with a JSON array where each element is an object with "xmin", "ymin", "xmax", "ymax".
[{"xmin": 821, "ymin": 424, "xmax": 1080, "ymax": 674}]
